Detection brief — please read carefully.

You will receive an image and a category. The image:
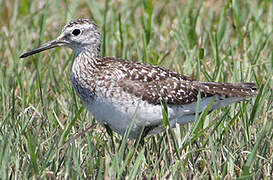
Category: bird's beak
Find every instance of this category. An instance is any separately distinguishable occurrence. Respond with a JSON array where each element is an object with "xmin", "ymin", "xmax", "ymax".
[{"xmin": 20, "ymin": 36, "xmax": 68, "ymax": 58}]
